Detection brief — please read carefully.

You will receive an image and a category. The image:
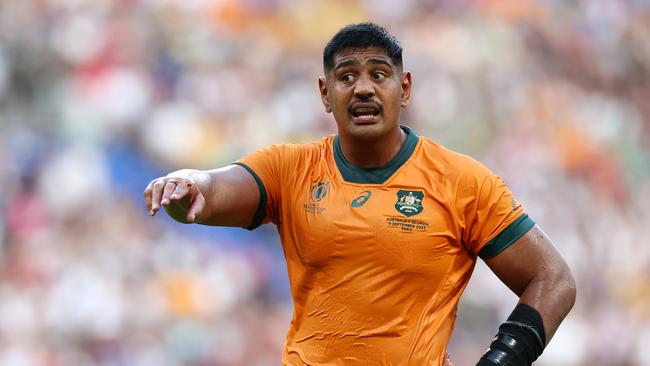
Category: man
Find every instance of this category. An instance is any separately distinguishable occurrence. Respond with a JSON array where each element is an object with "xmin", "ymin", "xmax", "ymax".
[{"xmin": 144, "ymin": 23, "xmax": 576, "ymax": 365}]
